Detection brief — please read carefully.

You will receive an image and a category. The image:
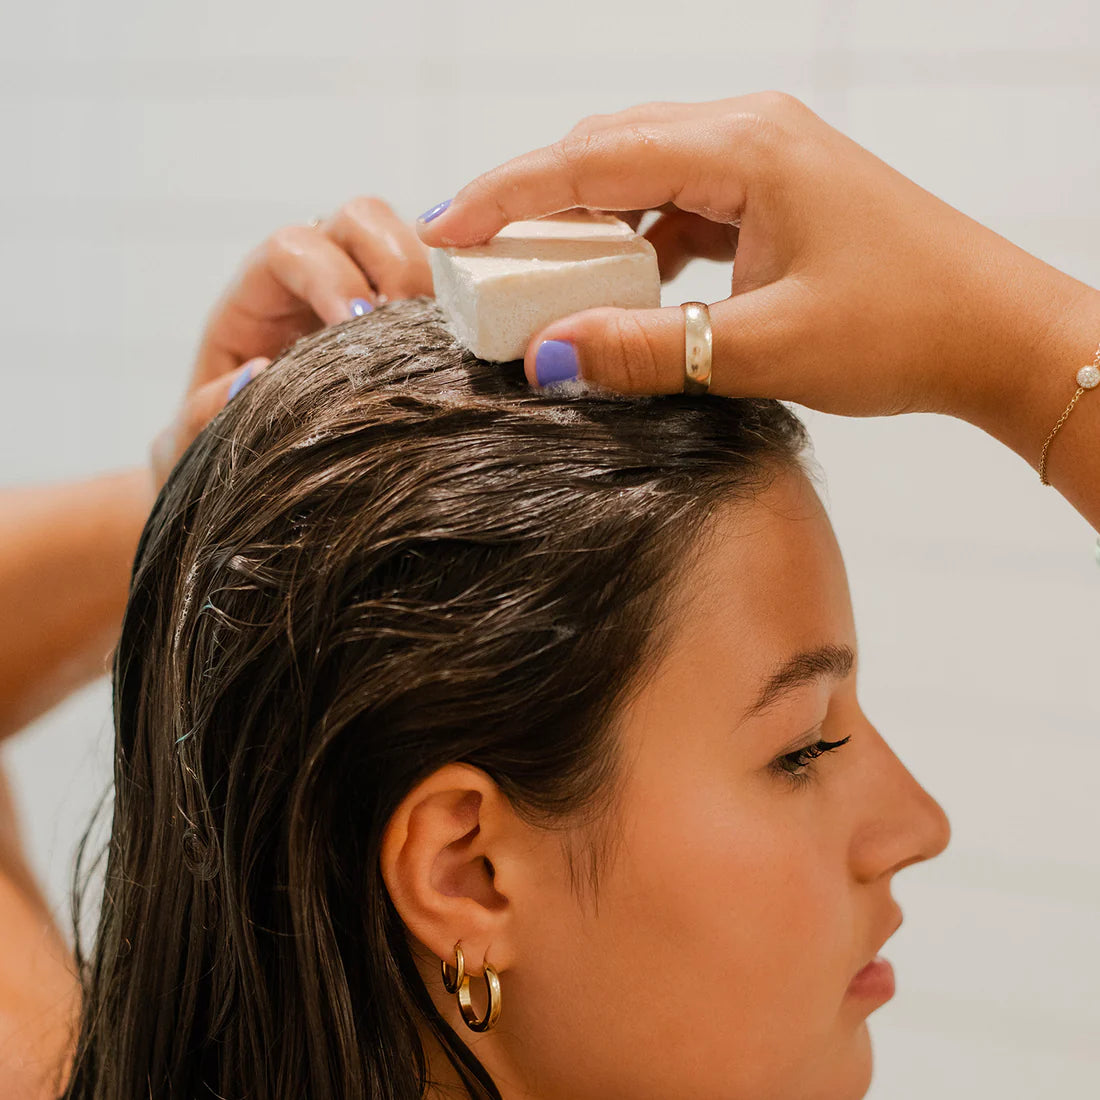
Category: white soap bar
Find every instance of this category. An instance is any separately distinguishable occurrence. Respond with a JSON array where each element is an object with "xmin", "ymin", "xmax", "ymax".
[{"xmin": 430, "ymin": 212, "xmax": 660, "ymax": 362}]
